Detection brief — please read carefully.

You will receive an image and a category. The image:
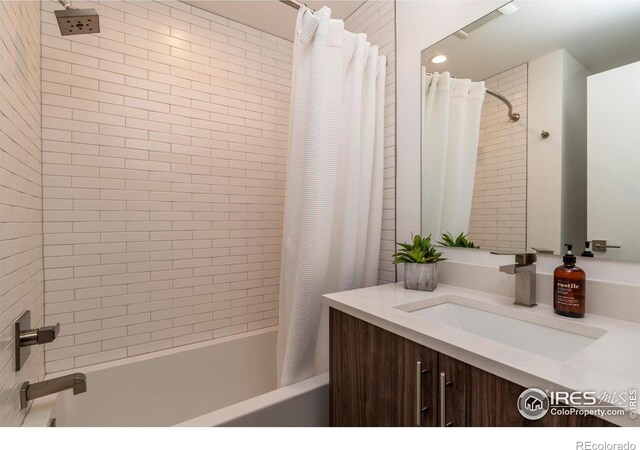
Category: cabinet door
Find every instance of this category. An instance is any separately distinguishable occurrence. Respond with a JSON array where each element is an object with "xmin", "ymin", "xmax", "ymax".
[
  {"xmin": 438, "ymin": 353, "xmax": 468, "ymax": 427},
  {"xmin": 466, "ymin": 364, "xmax": 538, "ymax": 426},
  {"xmin": 330, "ymin": 309, "xmax": 439, "ymax": 427},
  {"xmin": 439, "ymin": 353, "xmax": 558, "ymax": 427},
  {"xmin": 488, "ymin": 374, "xmax": 615, "ymax": 427},
  {"xmin": 330, "ymin": 308, "xmax": 397, "ymax": 426},
  {"xmin": 447, "ymin": 355, "xmax": 617, "ymax": 427},
  {"xmin": 395, "ymin": 338, "xmax": 438, "ymax": 426}
]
